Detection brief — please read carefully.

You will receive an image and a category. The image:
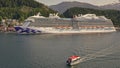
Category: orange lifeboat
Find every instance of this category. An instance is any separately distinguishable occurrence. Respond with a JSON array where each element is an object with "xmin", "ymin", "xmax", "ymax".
[{"xmin": 66, "ymin": 55, "xmax": 81, "ymax": 66}]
